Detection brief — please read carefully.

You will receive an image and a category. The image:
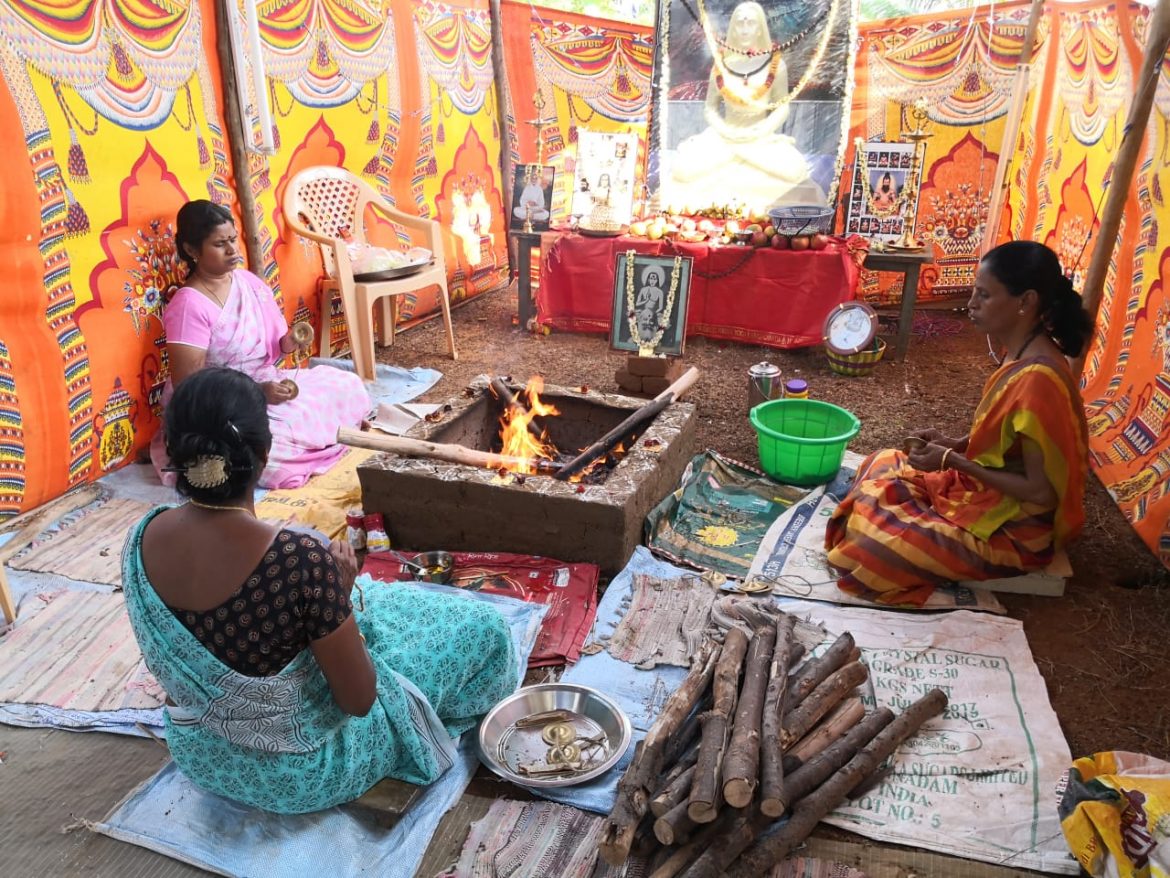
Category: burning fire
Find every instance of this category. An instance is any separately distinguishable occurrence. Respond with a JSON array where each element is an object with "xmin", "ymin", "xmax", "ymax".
[{"xmin": 498, "ymin": 376, "xmax": 560, "ymax": 474}]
